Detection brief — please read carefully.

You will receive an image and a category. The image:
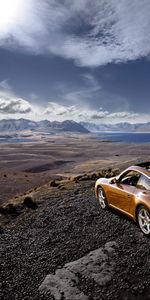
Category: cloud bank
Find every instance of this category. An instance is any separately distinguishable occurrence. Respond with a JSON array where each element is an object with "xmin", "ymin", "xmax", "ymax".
[
  {"xmin": 0, "ymin": 92, "xmax": 32, "ymax": 114},
  {"xmin": 0, "ymin": 91, "xmax": 147, "ymax": 123},
  {"xmin": 0, "ymin": 0, "xmax": 150, "ymax": 67},
  {"xmin": 44, "ymin": 102, "xmax": 139, "ymax": 123}
]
